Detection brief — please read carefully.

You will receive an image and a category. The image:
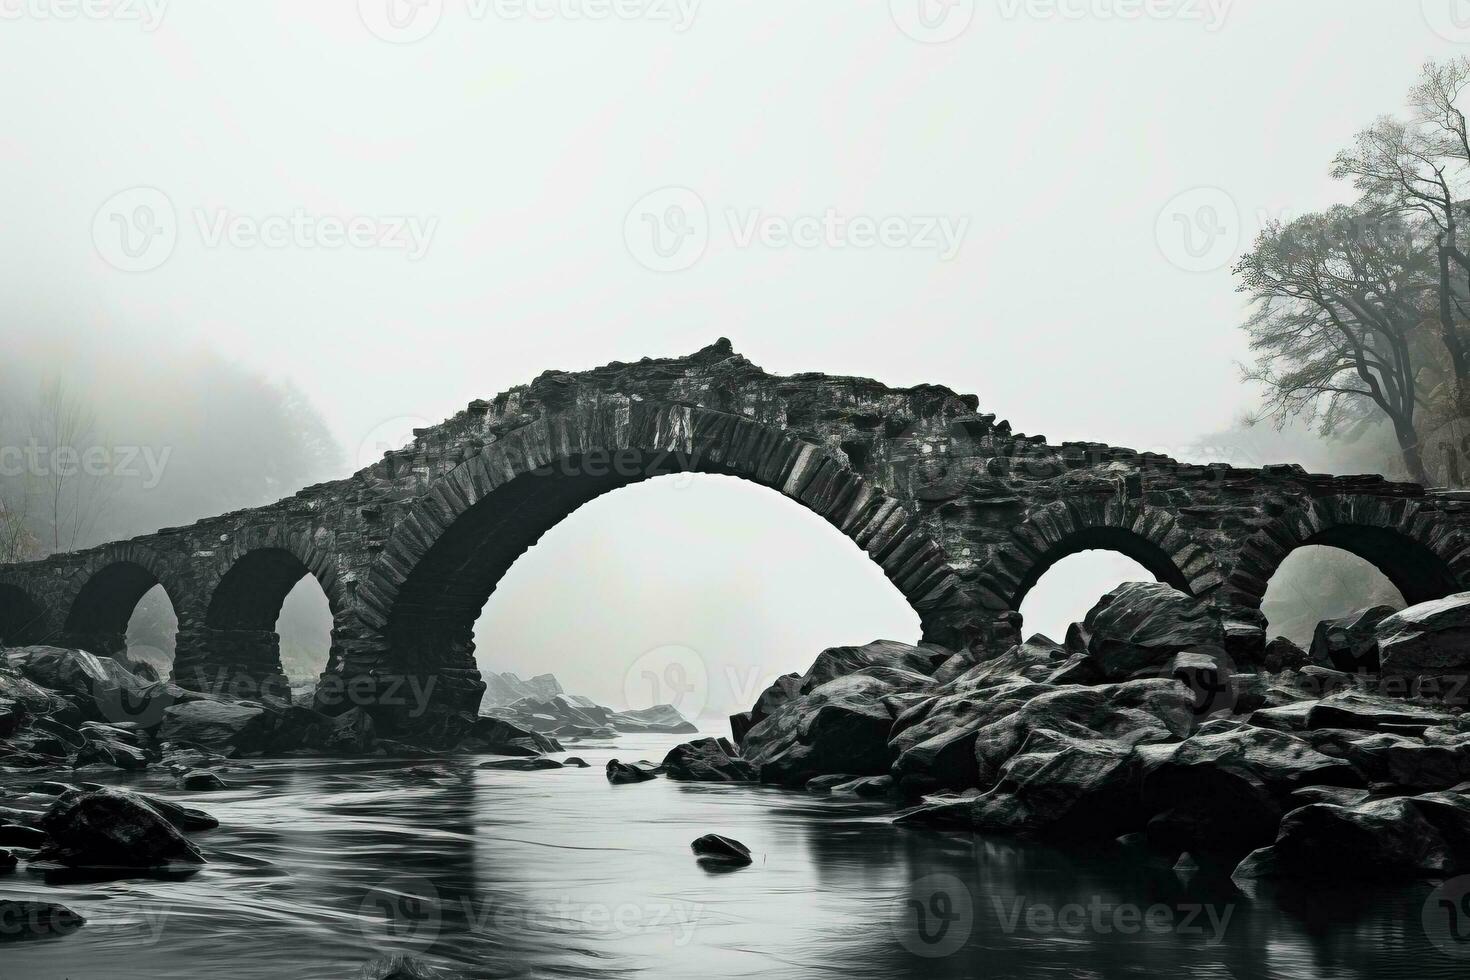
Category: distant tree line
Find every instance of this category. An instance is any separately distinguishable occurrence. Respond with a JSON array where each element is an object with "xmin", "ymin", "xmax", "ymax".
[
  {"xmin": 0, "ymin": 341, "xmax": 344, "ymax": 673},
  {"xmin": 1238, "ymin": 57, "xmax": 1470, "ymax": 487}
]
